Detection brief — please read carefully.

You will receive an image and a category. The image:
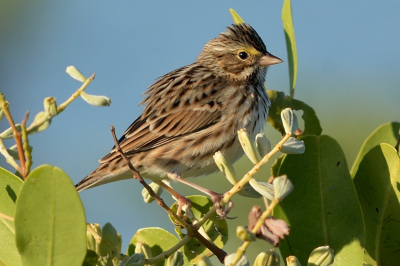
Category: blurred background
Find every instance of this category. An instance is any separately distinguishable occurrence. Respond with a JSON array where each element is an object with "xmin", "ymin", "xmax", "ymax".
[{"xmin": 1, "ymin": 0, "xmax": 399, "ymax": 263}]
